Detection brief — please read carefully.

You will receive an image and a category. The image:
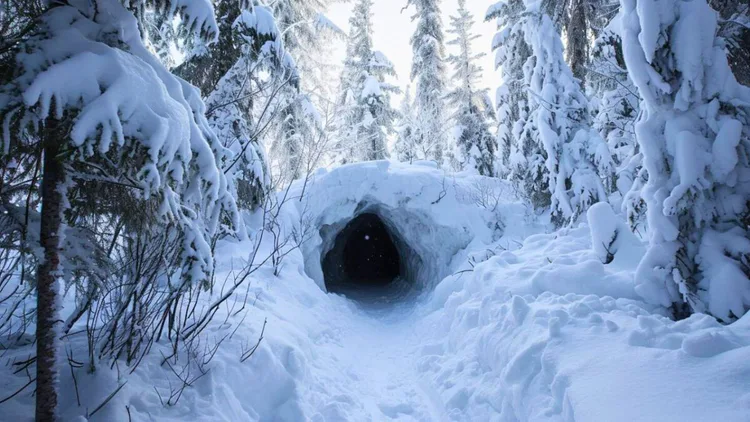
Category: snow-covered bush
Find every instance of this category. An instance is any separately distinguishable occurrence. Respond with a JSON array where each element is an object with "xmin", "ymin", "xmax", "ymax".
[
  {"xmin": 621, "ymin": 0, "xmax": 750, "ymax": 320},
  {"xmin": 587, "ymin": 202, "xmax": 623, "ymax": 264}
]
